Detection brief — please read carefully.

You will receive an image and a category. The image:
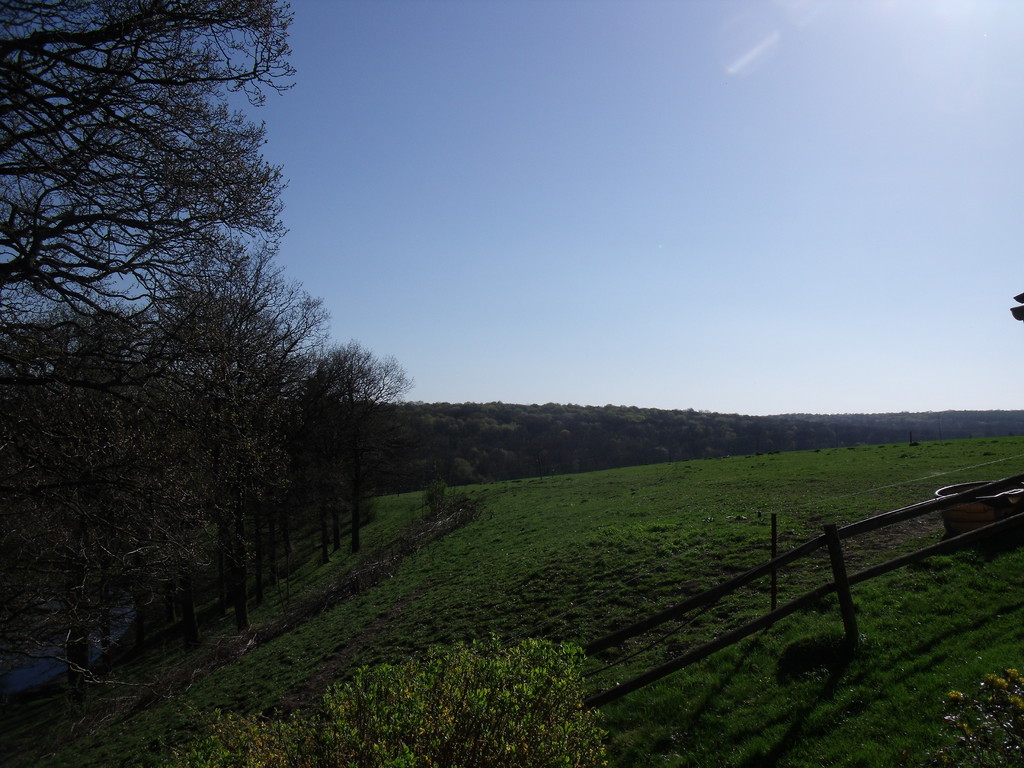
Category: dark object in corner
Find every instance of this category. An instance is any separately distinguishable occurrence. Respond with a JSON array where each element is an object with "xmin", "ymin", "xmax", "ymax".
[{"xmin": 1010, "ymin": 291, "xmax": 1024, "ymax": 320}]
